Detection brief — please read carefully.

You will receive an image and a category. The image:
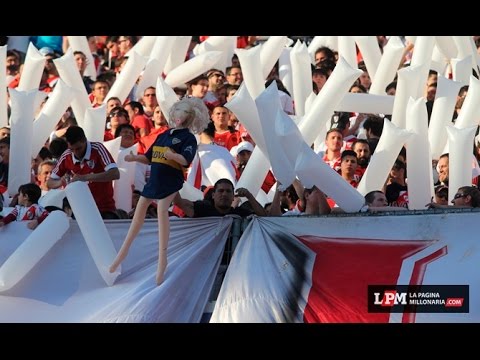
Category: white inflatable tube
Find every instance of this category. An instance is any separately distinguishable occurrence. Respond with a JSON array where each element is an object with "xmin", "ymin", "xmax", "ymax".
[
  {"xmin": 179, "ymin": 180, "xmax": 204, "ymax": 202},
  {"xmin": 390, "ymin": 64, "xmax": 426, "ymax": 129},
  {"xmin": 113, "ymin": 145, "xmax": 137, "ymax": 212},
  {"xmin": 260, "ymin": 36, "xmax": 289, "ymax": 80},
  {"xmin": 7, "ymin": 89, "xmax": 37, "ymax": 196},
  {"xmin": 0, "ymin": 46, "xmax": 7, "ymax": 127},
  {"xmin": 164, "ymin": 51, "xmax": 222, "ymax": 89},
  {"xmin": 338, "ymin": 36, "xmax": 357, "ymax": 69},
  {"xmin": 67, "ymin": 36, "xmax": 97, "ymax": 81},
  {"xmin": 0, "ymin": 211, "xmax": 69, "ymax": 292},
  {"xmin": 126, "ymin": 36, "xmax": 157, "ymax": 58},
  {"xmin": 336, "ymin": 93, "xmax": 394, "ymax": 115},
  {"xmin": 53, "ymin": 49, "xmax": 91, "ymax": 127},
  {"xmin": 357, "ymin": 119, "xmax": 413, "ymax": 196},
  {"xmin": 235, "ymin": 146, "xmax": 271, "ymax": 198},
  {"xmin": 369, "ymin": 36, "xmax": 405, "ymax": 95},
  {"xmin": 163, "ymin": 36, "xmax": 192, "ymax": 75},
  {"xmin": 299, "ymin": 56, "xmax": 362, "ymax": 145},
  {"xmin": 405, "ymin": 97, "xmax": 434, "ymax": 209},
  {"xmin": 102, "ymin": 137, "xmax": 122, "ymax": 163},
  {"xmin": 410, "ymin": 36, "xmax": 435, "ymax": 98},
  {"xmin": 17, "ymin": 43, "xmax": 45, "ymax": 91},
  {"xmin": 225, "ymin": 83, "xmax": 266, "ymax": 150},
  {"xmin": 83, "ymin": 104, "xmax": 107, "ymax": 143},
  {"xmin": 156, "ymin": 76, "xmax": 179, "ymax": 123},
  {"xmin": 289, "ymin": 41, "xmax": 312, "ymax": 116},
  {"xmin": 435, "ymin": 36, "xmax": 457, "ymax": 59},
  {"xmin": 454, "ymin": 75, "xmax": 480, "ymax": 129},
  {"xmin": 235, "ymin": 46, "xmax": 265, "ymax": 99},
  {"xmin": 446, "ymin": 125, "xmax": 477, "ymax": 203},
  {"xmin": 65, "ymin": 181, "xmax": 119, "ymax": 286},
  {"xmin": 106, "ymin": 51, "xmax": 147, "ymax": 104},
  {"xmin": 295, "ymin": 142, "xmax": 365, "ymax": 212},
  {"xmin": 354, "ymin": 36, "xmax": 382, "ymax": 82},
  {"xmin": 279, "ymin": 47, "xmax": 294, "ymax": 98},
  {"xmin": 428, "ymin": 76, "xmax": 463, "ymax": 160},
  {"xmin": 452, "ymin": 56, "xmax": 472, "ymax": 86},
  {"xmin": 32, "ymin": 80, "xmax": 75, "ymax": 157}
]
